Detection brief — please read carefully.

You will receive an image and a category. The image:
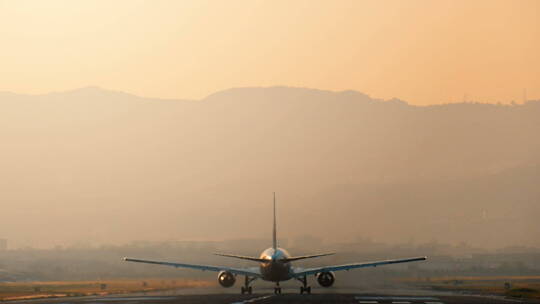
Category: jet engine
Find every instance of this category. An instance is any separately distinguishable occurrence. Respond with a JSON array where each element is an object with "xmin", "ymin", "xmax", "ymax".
[
  {"xmin": 316, "ymin": 271, "xmax": 335, "ymax": 287},
  {"xmin": 218, "ymin": 271, "xmax": 236, "ymax": 287}
]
